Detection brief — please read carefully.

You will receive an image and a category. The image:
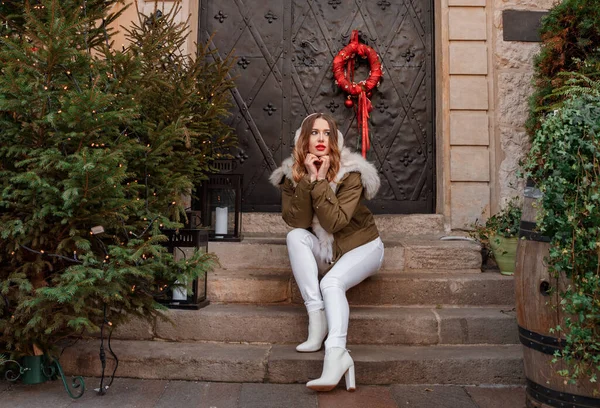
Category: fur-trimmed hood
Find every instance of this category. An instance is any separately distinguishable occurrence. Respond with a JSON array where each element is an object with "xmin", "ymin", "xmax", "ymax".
[{"xmin": 269, "ymin": 147, "xmax": 380, "ymax": 199}]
